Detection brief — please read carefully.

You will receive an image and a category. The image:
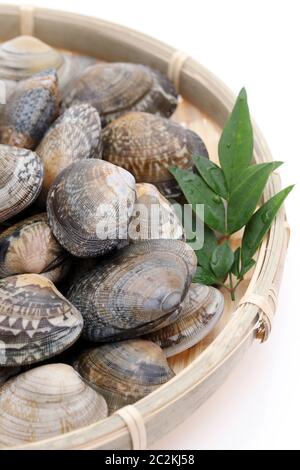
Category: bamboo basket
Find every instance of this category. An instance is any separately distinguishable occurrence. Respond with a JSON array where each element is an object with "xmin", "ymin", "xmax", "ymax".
[{"xmin": 0, "ymin": 4, "xmax": 290, "ymax": 450}]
